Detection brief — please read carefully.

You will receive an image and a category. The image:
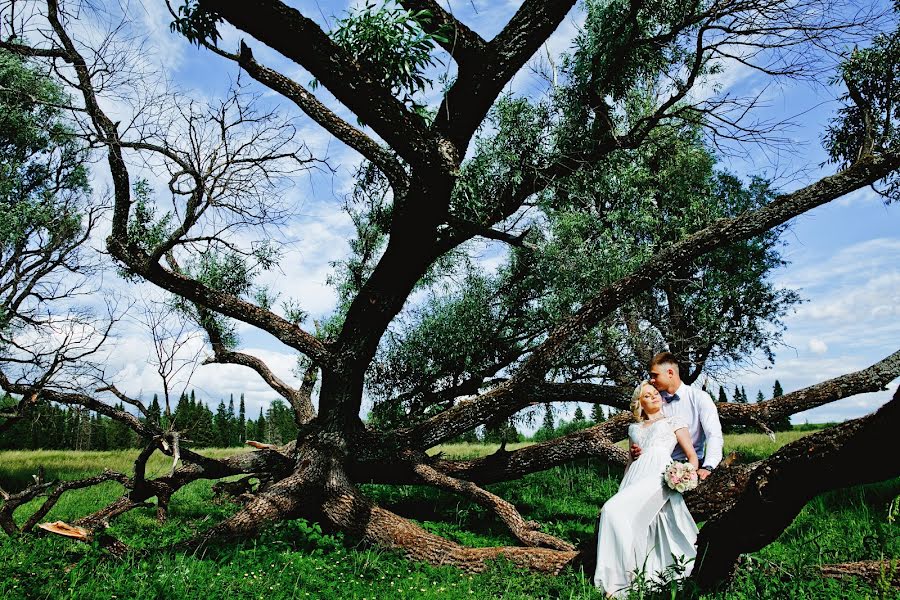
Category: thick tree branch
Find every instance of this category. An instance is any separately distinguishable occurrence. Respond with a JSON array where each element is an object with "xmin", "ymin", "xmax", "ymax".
[
  {"xmin": 400, "ymin": 382, "xmax": 627, "ymax": 450},
  {"xmin": 691, "ymin": 387, "xmax": 900, "ymax": 589},
  {"xmin": 412, "ymin": 462, "xmax": 575, "ymax": 550},
  {"xmin": 432, "ymin": 413, "xmax": 631, "ymax": 485},
  {"xmin": 106, "ymin": 244, "xmax": 332, "ymax": 365},
  {"xmin": 0, "ymin": 470, "xmax": 130, "ymax": 535},
  {"xmin": 0, "ymin": 372, "xmax": 152, "ymax": 438},
  {"xmin": 94, "ymin": 383, "xmax": 149, "ymax": 418},
  {"xmin": 447, "ymin": 218, "xmax": 536, "ymax": 248},
  {"xmin": 397, "ymin": 0, "xmax": 487, "ymax": 65},
  {"xmin": 22, "ymin": 471, "xmax": 132, "ymax": 533},
  {"xmin": 320, "ymin": 464, "xmax": 579, "ymax": 574},
  {"xmin": 402, "ymin": 150, "xmax": 900, "ymax": 446},
  {"xmin": 434, "ymin": 0, "xmax": 578, "ymax": 153},
  {"xmin": 201, "ymin": 39, "xmax": 408, "ymax": 192},
  {"xmin": 200, "ymin": 0, "xmax": 457, "ymax": 174},
  {"xmin": 0, "ymin": 39, "xmax": 69, "ymax": 60},
  {"xmin": 199, "ymin": 304, "xmax": 316, "ymax": 424},
  {"xmin": 426, "ymin": 348, "xmax": 900, "ymax": 485},
  {"xmin": 819, "ymin": 561, "xmax": 900, "ymax": 588},
  {"xmin": 717, "ymin": 348, "xmax": 900, "ymax": 428}
]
